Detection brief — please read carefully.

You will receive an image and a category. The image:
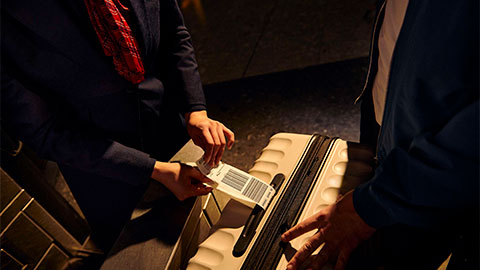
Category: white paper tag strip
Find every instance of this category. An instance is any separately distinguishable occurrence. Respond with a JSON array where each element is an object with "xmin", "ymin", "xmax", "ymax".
[{"xmin": 195, "ymin": 158, "xmax": 275, "ymax": 210}]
